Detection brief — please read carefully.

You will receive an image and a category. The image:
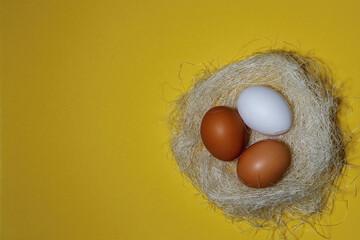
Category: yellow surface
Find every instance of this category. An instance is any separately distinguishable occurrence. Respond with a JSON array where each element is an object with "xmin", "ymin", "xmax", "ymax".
[{"xmin": 1, "ymin": 0, "xmax": 360, "ymax": 239}]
